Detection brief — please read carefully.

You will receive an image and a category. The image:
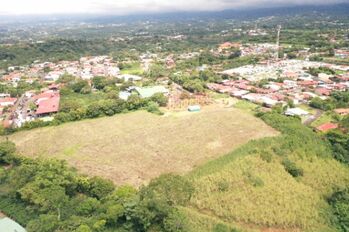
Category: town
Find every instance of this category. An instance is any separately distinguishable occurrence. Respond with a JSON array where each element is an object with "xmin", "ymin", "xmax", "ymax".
[{"xmin": 1, "ymin": 41, "xmax": 349, "ymax": 133}]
